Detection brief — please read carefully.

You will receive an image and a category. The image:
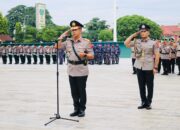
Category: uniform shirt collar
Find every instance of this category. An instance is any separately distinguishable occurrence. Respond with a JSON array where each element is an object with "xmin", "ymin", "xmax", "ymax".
[
  {"xmin": 72, "ymin": 37, "xmax": 83, "ymax": 43},
  {"xmin": 141, "ymin": 38, "xmax": 150, "ymax": 42}
]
